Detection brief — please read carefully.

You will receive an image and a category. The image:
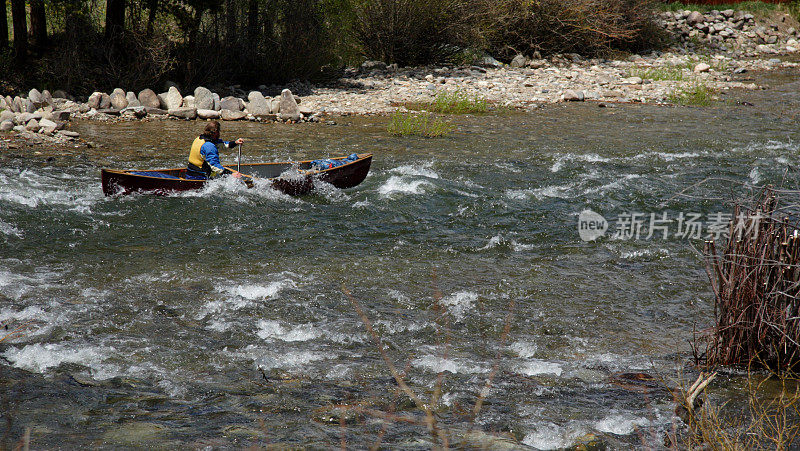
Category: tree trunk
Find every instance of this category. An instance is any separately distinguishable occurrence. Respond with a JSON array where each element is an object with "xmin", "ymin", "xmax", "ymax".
[
  {"xmin": 105, "ymin": 0, "xmax": 126, "ymax": 39},
  {"xmin": 225, "ymin": 0, "xmax": 236, "ymax": 44},
  {"xmin": 0, "ymin": 0, "xmax": 8, "ymax": 50},
  {"xmin": 247, "ymin": 0, "xmax": 258, "ymax": 44},
  {"xmin": 10, "ymin": 0, "xmax": 26, "ymax": 62},
  {"xmin": 146, "ymin": 0, "xmax": 157, "ymax": 36},
  {"xmin": 29, "ymin": 0, "xmax": 47, "ymax": 50}
]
